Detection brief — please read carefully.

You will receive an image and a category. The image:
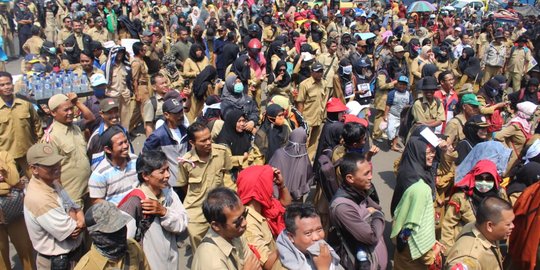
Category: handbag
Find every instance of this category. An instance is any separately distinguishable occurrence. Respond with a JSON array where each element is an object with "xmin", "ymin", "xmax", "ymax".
[{"xmin": 0, "ymin": 189, "xmax": 24, "ymax": 224}]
